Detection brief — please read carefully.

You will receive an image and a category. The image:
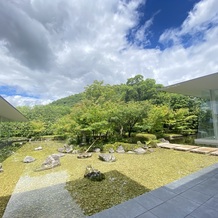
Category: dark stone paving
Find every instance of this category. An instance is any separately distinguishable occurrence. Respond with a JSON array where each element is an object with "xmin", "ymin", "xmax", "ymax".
[{"xmin": 89, "ymin": 163, "xmax": 218, "ymax": 218}]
